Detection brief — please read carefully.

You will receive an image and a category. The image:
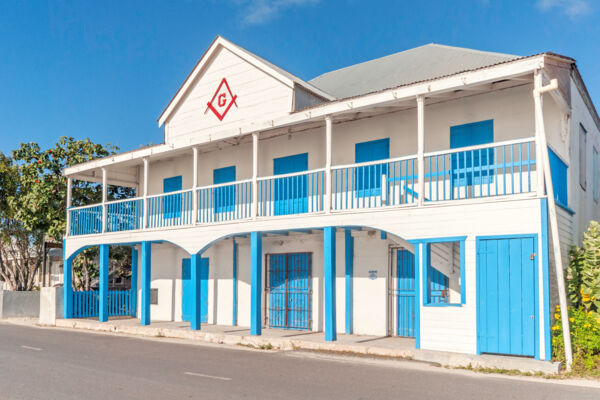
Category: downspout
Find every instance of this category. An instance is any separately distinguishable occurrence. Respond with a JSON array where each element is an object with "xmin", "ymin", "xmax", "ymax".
[{"xmin": 533, "ymin": 71, "xmax": 573, "ymax": 370}]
